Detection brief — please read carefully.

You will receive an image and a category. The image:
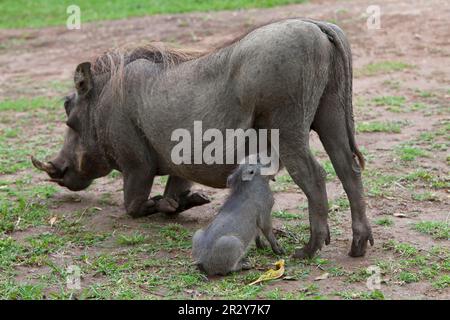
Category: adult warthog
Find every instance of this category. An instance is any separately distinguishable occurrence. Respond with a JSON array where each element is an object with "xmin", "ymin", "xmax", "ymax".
[{"xmin": 32, "ymin": 19, "xmax": 373, "ymax": 259}]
